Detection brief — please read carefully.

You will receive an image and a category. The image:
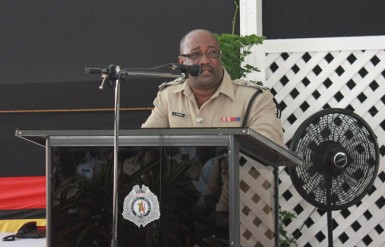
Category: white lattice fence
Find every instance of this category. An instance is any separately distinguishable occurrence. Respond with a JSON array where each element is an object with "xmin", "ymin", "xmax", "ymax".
[{"xmin": 259, "ymin": 36, "xmax": 385, "ymax": 247}]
